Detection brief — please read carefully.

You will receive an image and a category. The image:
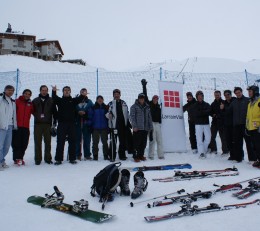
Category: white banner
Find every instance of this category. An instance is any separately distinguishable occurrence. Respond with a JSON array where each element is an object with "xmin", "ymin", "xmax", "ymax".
[{"xmin": 159, "ymin": 81, "xmax": 187, "ymax": 153}]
